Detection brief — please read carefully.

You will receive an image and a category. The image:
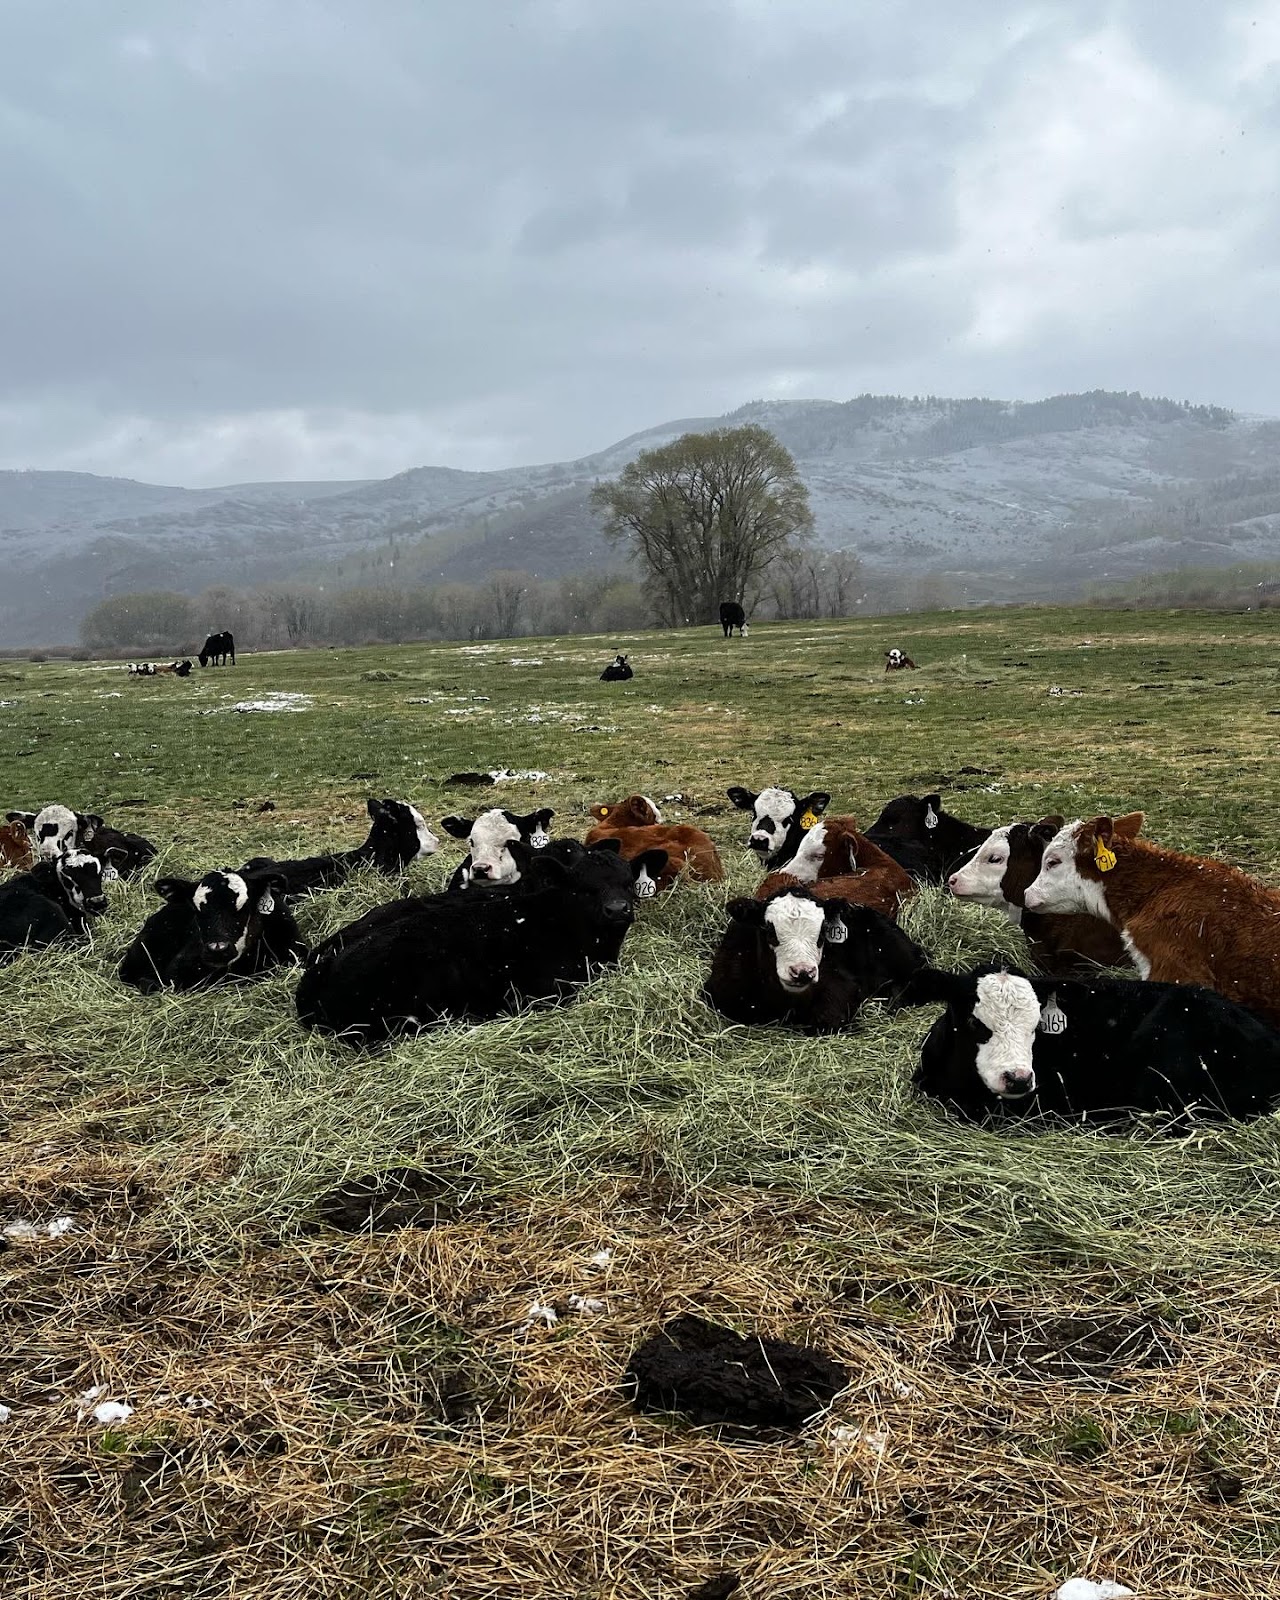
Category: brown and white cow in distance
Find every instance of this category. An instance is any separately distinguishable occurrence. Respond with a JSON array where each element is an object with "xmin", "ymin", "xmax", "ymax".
[{"xmin": 1023, "ymin": 813, "xmax": 1280, "ymax": 1027}]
